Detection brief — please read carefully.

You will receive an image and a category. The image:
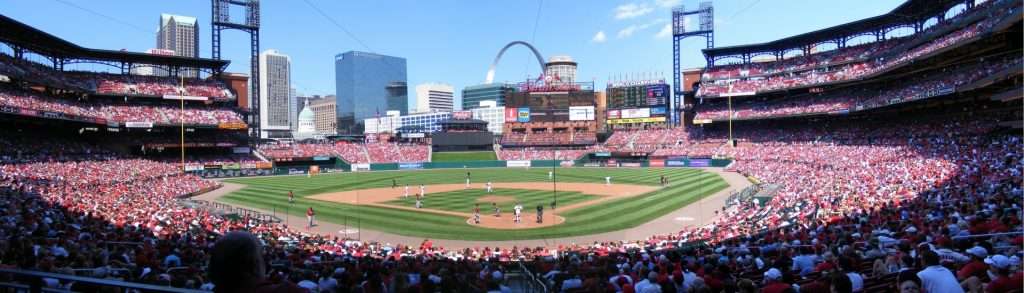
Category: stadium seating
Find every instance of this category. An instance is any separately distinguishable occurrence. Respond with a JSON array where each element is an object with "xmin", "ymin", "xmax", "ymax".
[
  {"xmin": 257, "ymin": 142, "xmax": 431, "ymax": 164},
  {"xmin": 0, "ymin": 87, "xmax": 245, "ymax": 126}
]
